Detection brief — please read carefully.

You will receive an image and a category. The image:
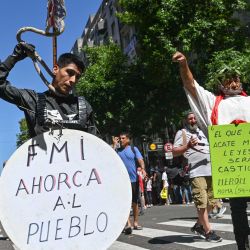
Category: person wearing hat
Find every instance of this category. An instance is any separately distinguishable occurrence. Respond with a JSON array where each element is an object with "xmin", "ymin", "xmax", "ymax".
[{"xmin": 172, "ymin": 51, "xmax": 250, "ymax": 250}]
